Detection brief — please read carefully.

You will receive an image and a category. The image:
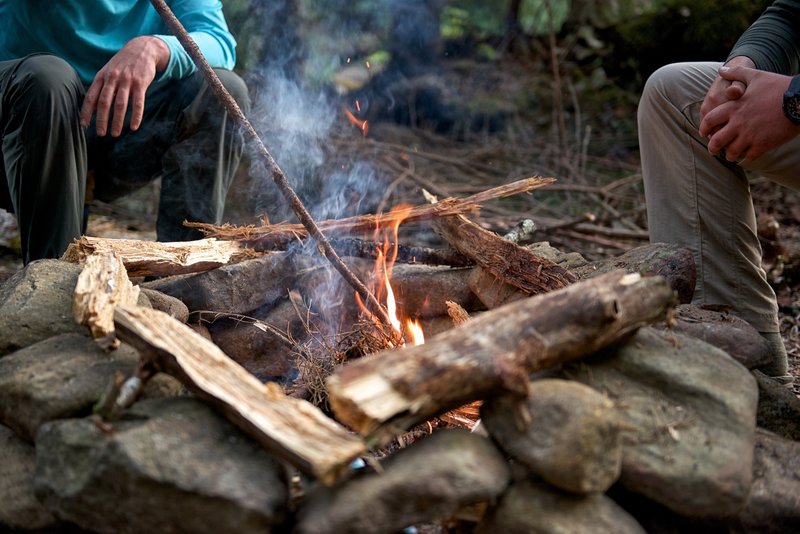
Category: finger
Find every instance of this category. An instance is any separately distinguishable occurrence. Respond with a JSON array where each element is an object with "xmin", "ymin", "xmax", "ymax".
[
  {"xmin": 128, "ymin": 82, "xmax": 147, "ymax": 132},
  {"xmin": 718, "ymin": 65, "xmax": 752, "ymax": 85},
  {"xmin": 94, "ymin": 81, "xmax": 118, "ymax": 136},
  {"xmin": 707, "ymin": 126, "xmax": 737, "ymax": 156},
  {"xmin": 699, "ymin": 108, "xmax": 727, "ymax": 138},
  {"xmin": 110, "ymin": 84, "xmax": 131, "ymax": 137},
  {"xmin": 80, "ymin": 80, "xmax": 103, "ymax": 128},
  {"xmin": 722, "ymin": 139, "xmax": 748, "ymax": 163},
  {"xmin": 724, "ymin": 80, "xmax": 746, "ymax": 100}
]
